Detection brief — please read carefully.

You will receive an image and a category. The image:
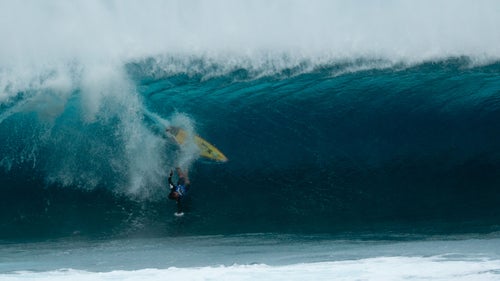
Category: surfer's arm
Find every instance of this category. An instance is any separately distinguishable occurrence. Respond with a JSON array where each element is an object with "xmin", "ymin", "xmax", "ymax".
[
  {"xmin": 176, "ymin": 199, "xmax": 182, "ymax": 213},
  {"xmin": 168, "ymin": 170, "xmax": 175, "ymax": 190}
]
